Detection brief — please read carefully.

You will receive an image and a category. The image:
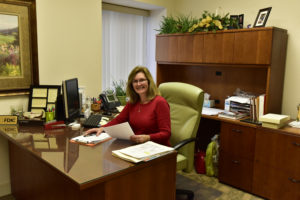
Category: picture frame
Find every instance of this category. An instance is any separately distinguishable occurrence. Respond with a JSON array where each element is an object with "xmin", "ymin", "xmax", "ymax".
[
  {"xmin": 253, "ymin": 7, "xmax": 272, "ymax": 27},
  {"xmin": 0, "ymin": 0, "xmax": 39, "ymax": 95},
  {"xmin": 230, "ymin": 15, "xmax": 239, "ymax": 29},
  {"xmin": 238, "ymin": 14, "xmax": 244, "ymax": 29}
]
